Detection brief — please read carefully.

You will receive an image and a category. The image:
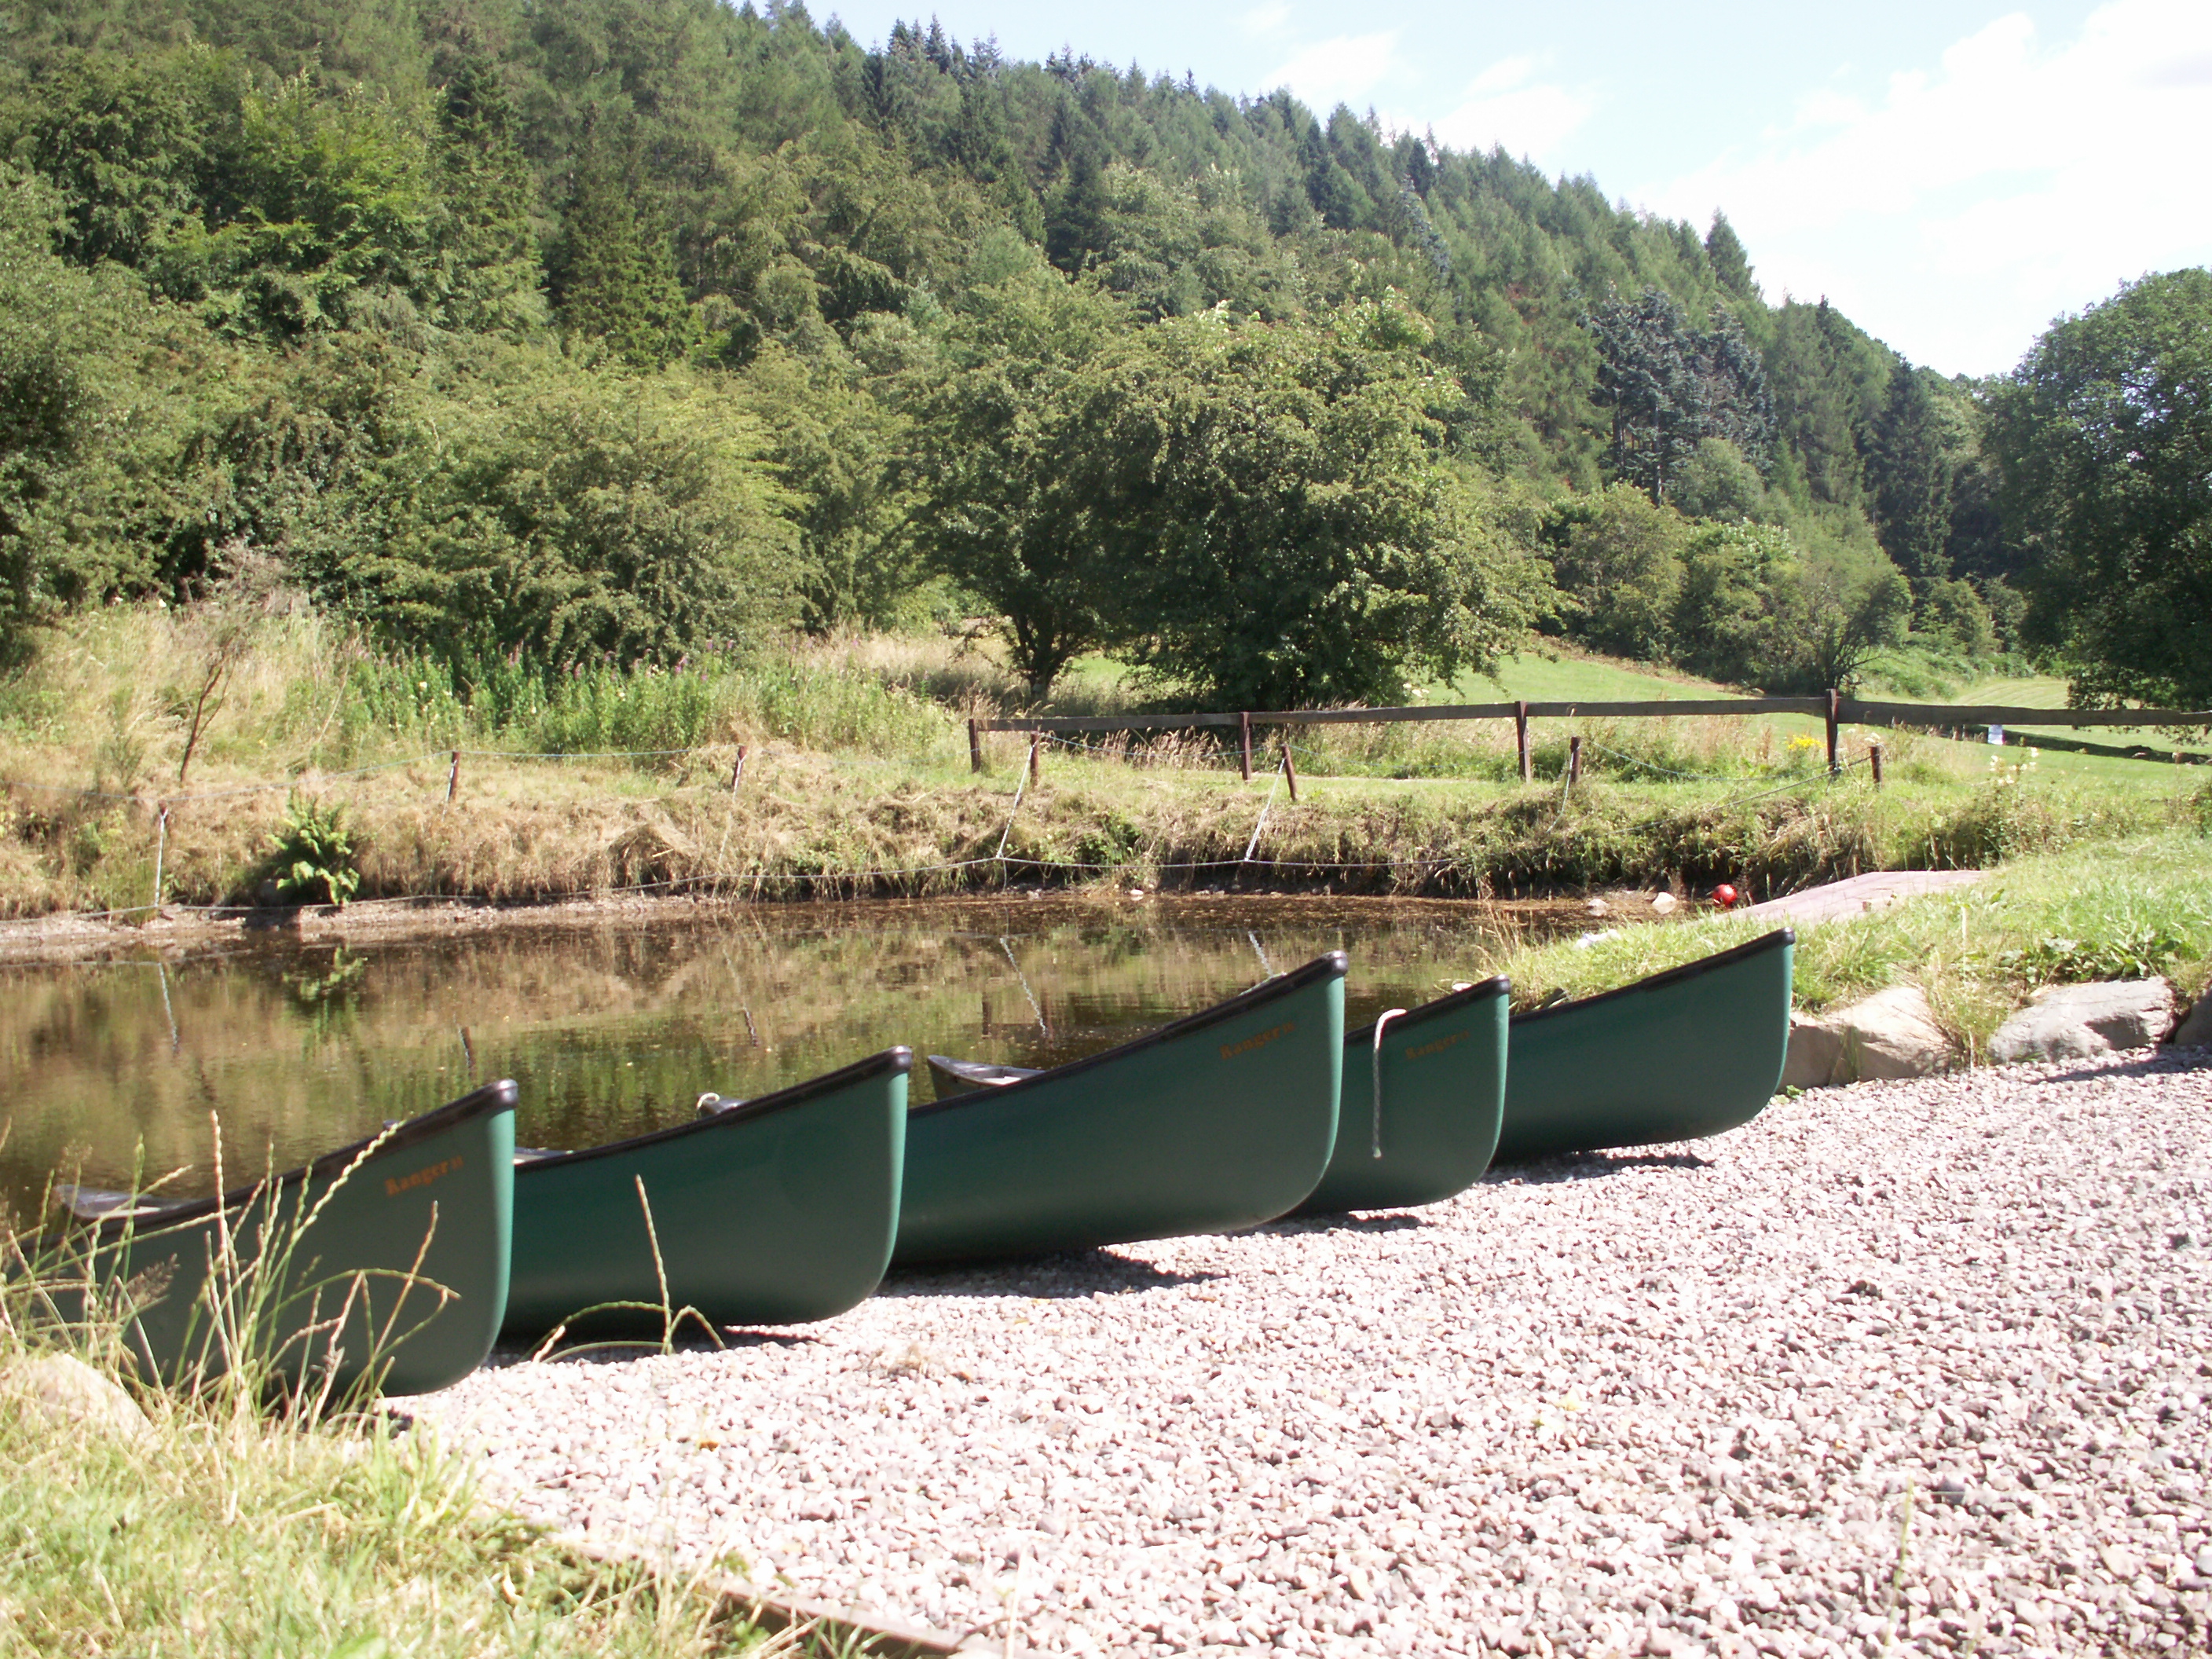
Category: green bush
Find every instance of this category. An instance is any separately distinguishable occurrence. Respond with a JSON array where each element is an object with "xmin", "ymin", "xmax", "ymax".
[{"xmin": 261, "ymin": 798, "xmax": 361, "ymax": 906}]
